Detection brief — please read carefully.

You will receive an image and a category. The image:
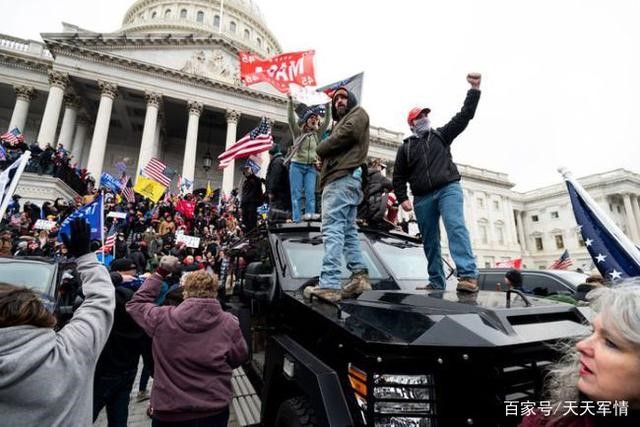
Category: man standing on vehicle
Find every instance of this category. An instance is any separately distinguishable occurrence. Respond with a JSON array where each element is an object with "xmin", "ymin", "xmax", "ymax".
[
  {"xmin": 393, "ymin": 73, "xmax": 482, "ymax": 292},
  {"xmin": 304, "ymin": 87, "xmax": 371, "ymax": 302}
]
